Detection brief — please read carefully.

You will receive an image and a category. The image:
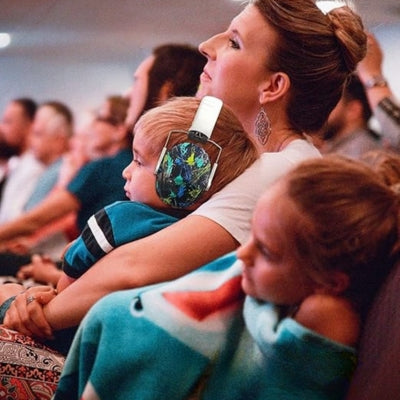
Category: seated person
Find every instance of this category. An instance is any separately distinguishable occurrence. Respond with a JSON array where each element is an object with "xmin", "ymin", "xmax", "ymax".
[
  {"xmin": 0, "ymin": 98, "xmax": 39, "ymax": 220},
  {"xmin": 0, "ymin": 101, "xmax": 72, "ymax": 225},
  {"xmin": 0, "ymin": 96, "xmax": 130, "ymax": 279},
  {"xmin": 54, "ymin": 155, "xmax": 399, "ymax": 400},
  {"xmin": 0, "ymin": 101, "xmax": 75, "ymax": 274},
  {"xmin": 0, "ymin": 112, "xmax": 128, "ymax": 276},
  {"xmin": 0, "ymin": 95, "xmax": 258, "ymax": 353},
  {"xmin": 320, "ymin": 73, "xmax": 382, "ymax": 158}
]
